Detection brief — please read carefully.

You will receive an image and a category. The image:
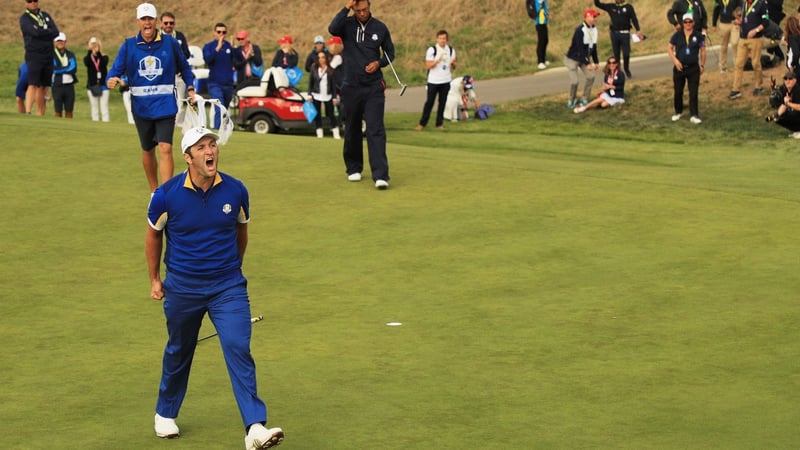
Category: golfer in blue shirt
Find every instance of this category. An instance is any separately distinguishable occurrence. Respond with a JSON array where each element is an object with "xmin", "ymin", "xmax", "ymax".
[{"xmin": 146, "ymin": 127, "xmax": 284, "ymax": 449}]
